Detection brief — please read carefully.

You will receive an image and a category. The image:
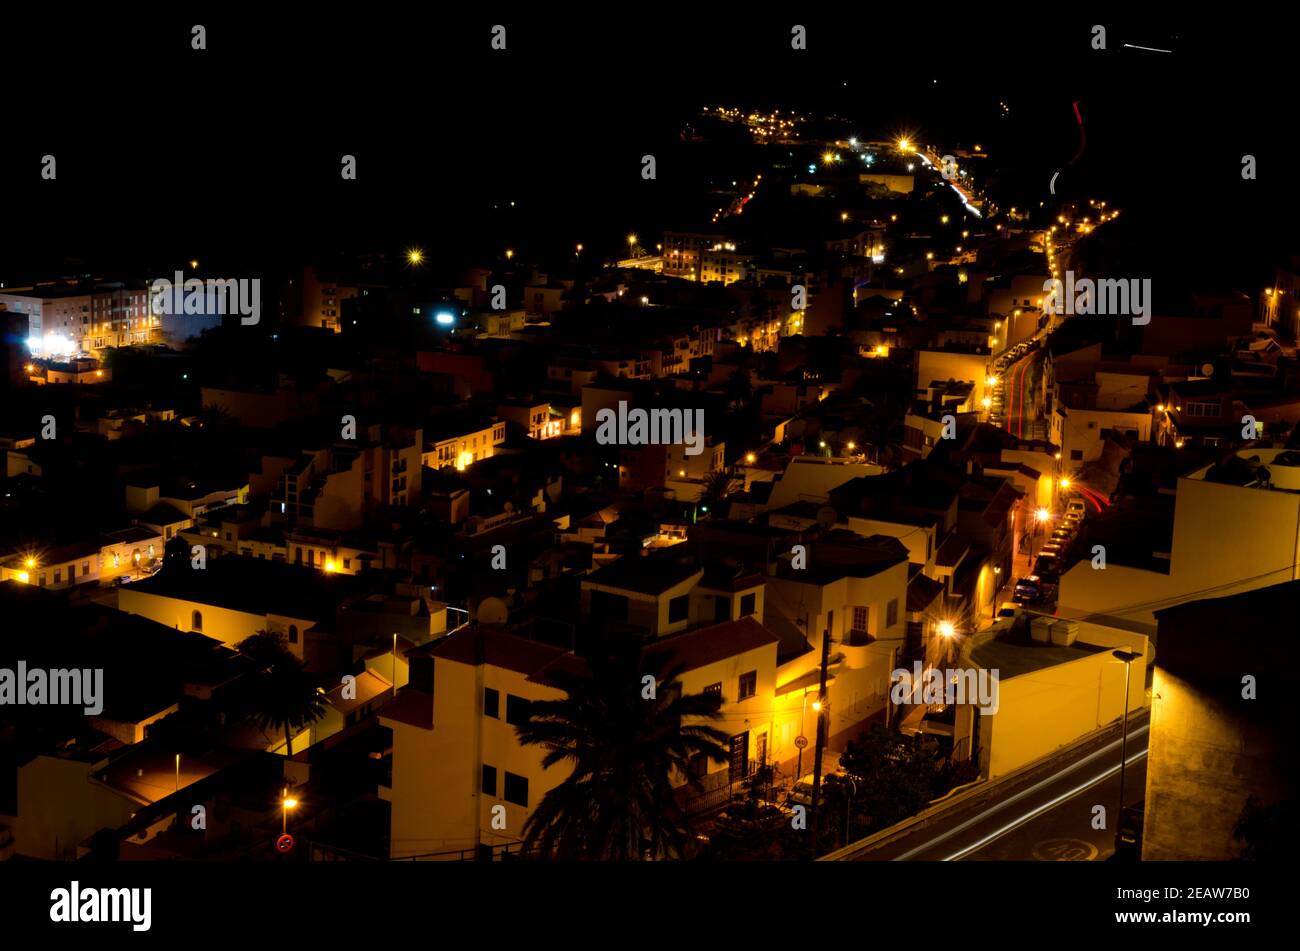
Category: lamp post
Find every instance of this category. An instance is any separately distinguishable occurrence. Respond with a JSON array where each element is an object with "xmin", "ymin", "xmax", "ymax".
[
  {"xmin": 282, "ymin": 786, "xmax": 299, "ymax": 835},
  {"xmin": 844, "ymin": 776, "xmax": 859, "ymax": 845},
  {"xmin": 1112, "ymin": 649, "xmax": 1142, "ymax": 855}
]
